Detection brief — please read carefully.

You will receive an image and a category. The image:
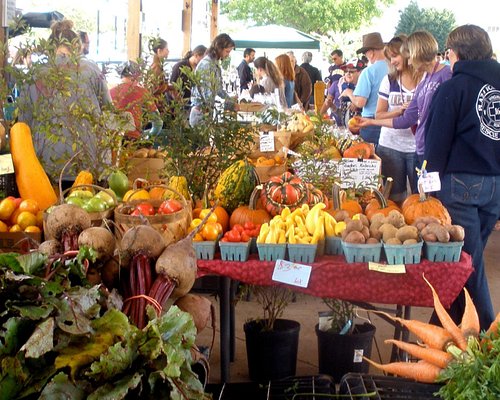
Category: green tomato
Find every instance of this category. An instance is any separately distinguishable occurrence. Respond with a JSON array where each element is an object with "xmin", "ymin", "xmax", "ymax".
[
  {"xmin": 107, "ymin": 170, "xmax": 129, "ymax": 198},
  {"xmin": 94, "ymin": 190, "xmax": 115, "ymax": 207},
  {"xmin": 65, "ymin": 196, "xmax": 86, "ymax": 208},
  {"xmin": 84, "ymin": 197, "xmax": 108, "ymax": 213},
  {"xmin": 67, "ymin": 189, "xmax": 94, "ymax": 199}
]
